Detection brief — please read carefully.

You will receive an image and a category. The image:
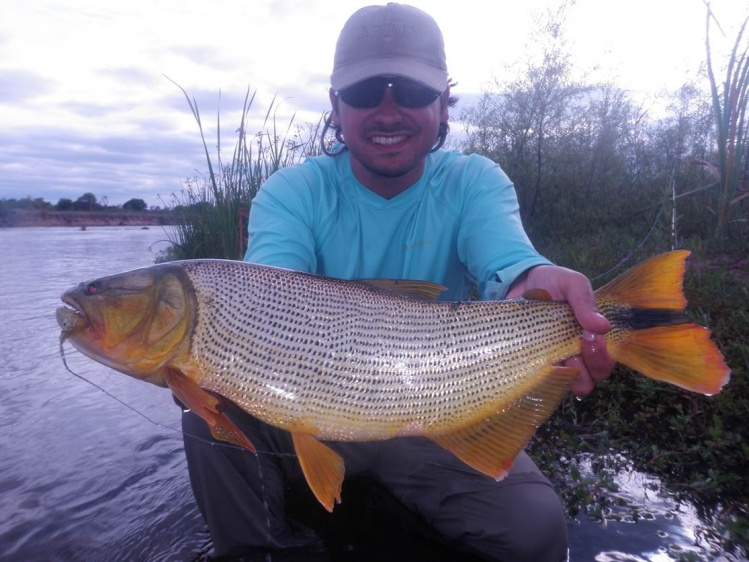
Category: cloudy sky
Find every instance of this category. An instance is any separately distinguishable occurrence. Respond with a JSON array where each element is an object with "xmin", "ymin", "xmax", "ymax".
[{"xmin": 1, "ymin": 0, "xmax": 745, "ymax": 208}]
